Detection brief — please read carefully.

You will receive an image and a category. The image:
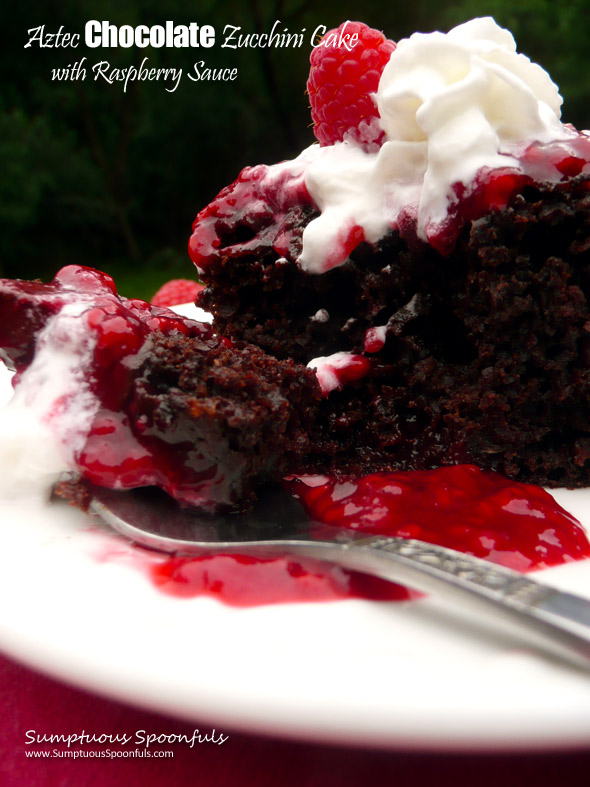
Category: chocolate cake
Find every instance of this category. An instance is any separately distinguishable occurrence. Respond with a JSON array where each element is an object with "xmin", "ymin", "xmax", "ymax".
[
  {"xmin": 2, "ymin": 17, "xmax": 590, "ymax": 514},
  {"xmin": 0, "ymin": 266, "xmax": 319, "ymax": 511},
  {"xmin": 188, "ymin": 18, "xmax": 590, "ymax": 488}
]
